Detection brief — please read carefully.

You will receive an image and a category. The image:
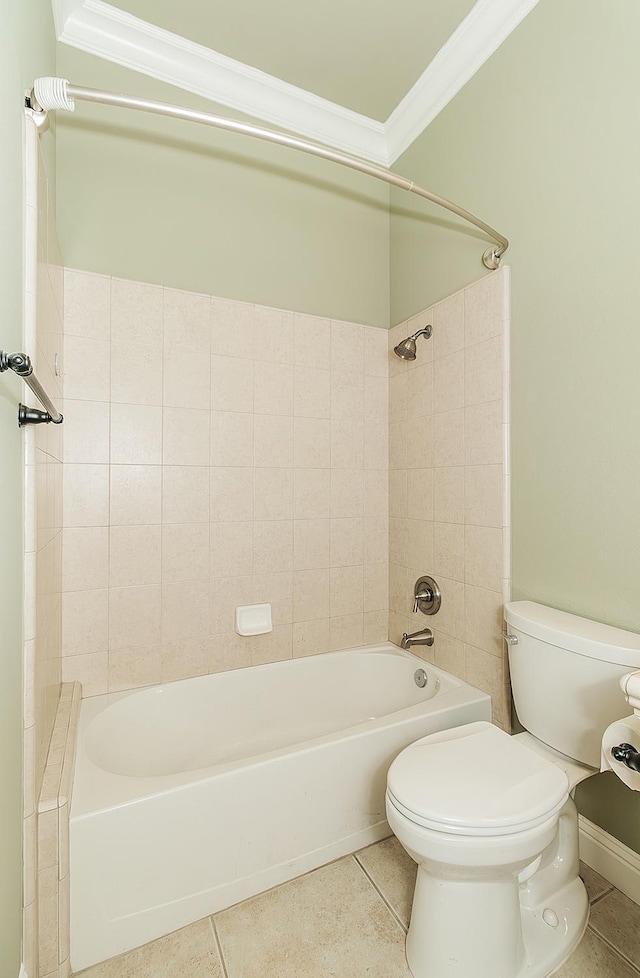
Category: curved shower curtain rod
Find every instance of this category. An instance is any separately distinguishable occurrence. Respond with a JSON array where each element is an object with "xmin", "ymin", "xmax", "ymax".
[{"xmin": 30, "ymin": 77, "xmax": 509, "ymax": 269}]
